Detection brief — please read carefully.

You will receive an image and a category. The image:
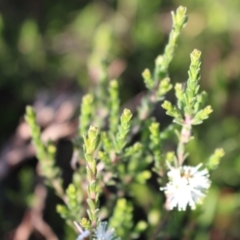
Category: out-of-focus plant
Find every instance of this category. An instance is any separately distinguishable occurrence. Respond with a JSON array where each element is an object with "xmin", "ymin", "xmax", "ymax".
[{"xmin": 25, "ymin": 6, "xmax": 225, "ymax": 240}]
